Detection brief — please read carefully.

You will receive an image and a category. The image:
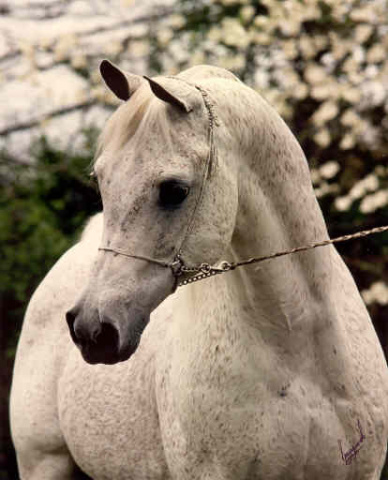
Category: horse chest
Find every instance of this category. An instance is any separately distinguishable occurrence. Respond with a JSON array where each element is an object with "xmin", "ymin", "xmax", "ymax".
[
  {"xmin": 58, "ymin": 351, "xmax": 169, "ymax": 480},
  {"xmin": 156, "ymin": 341, "xmax": 375, "ymax": 480}
]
